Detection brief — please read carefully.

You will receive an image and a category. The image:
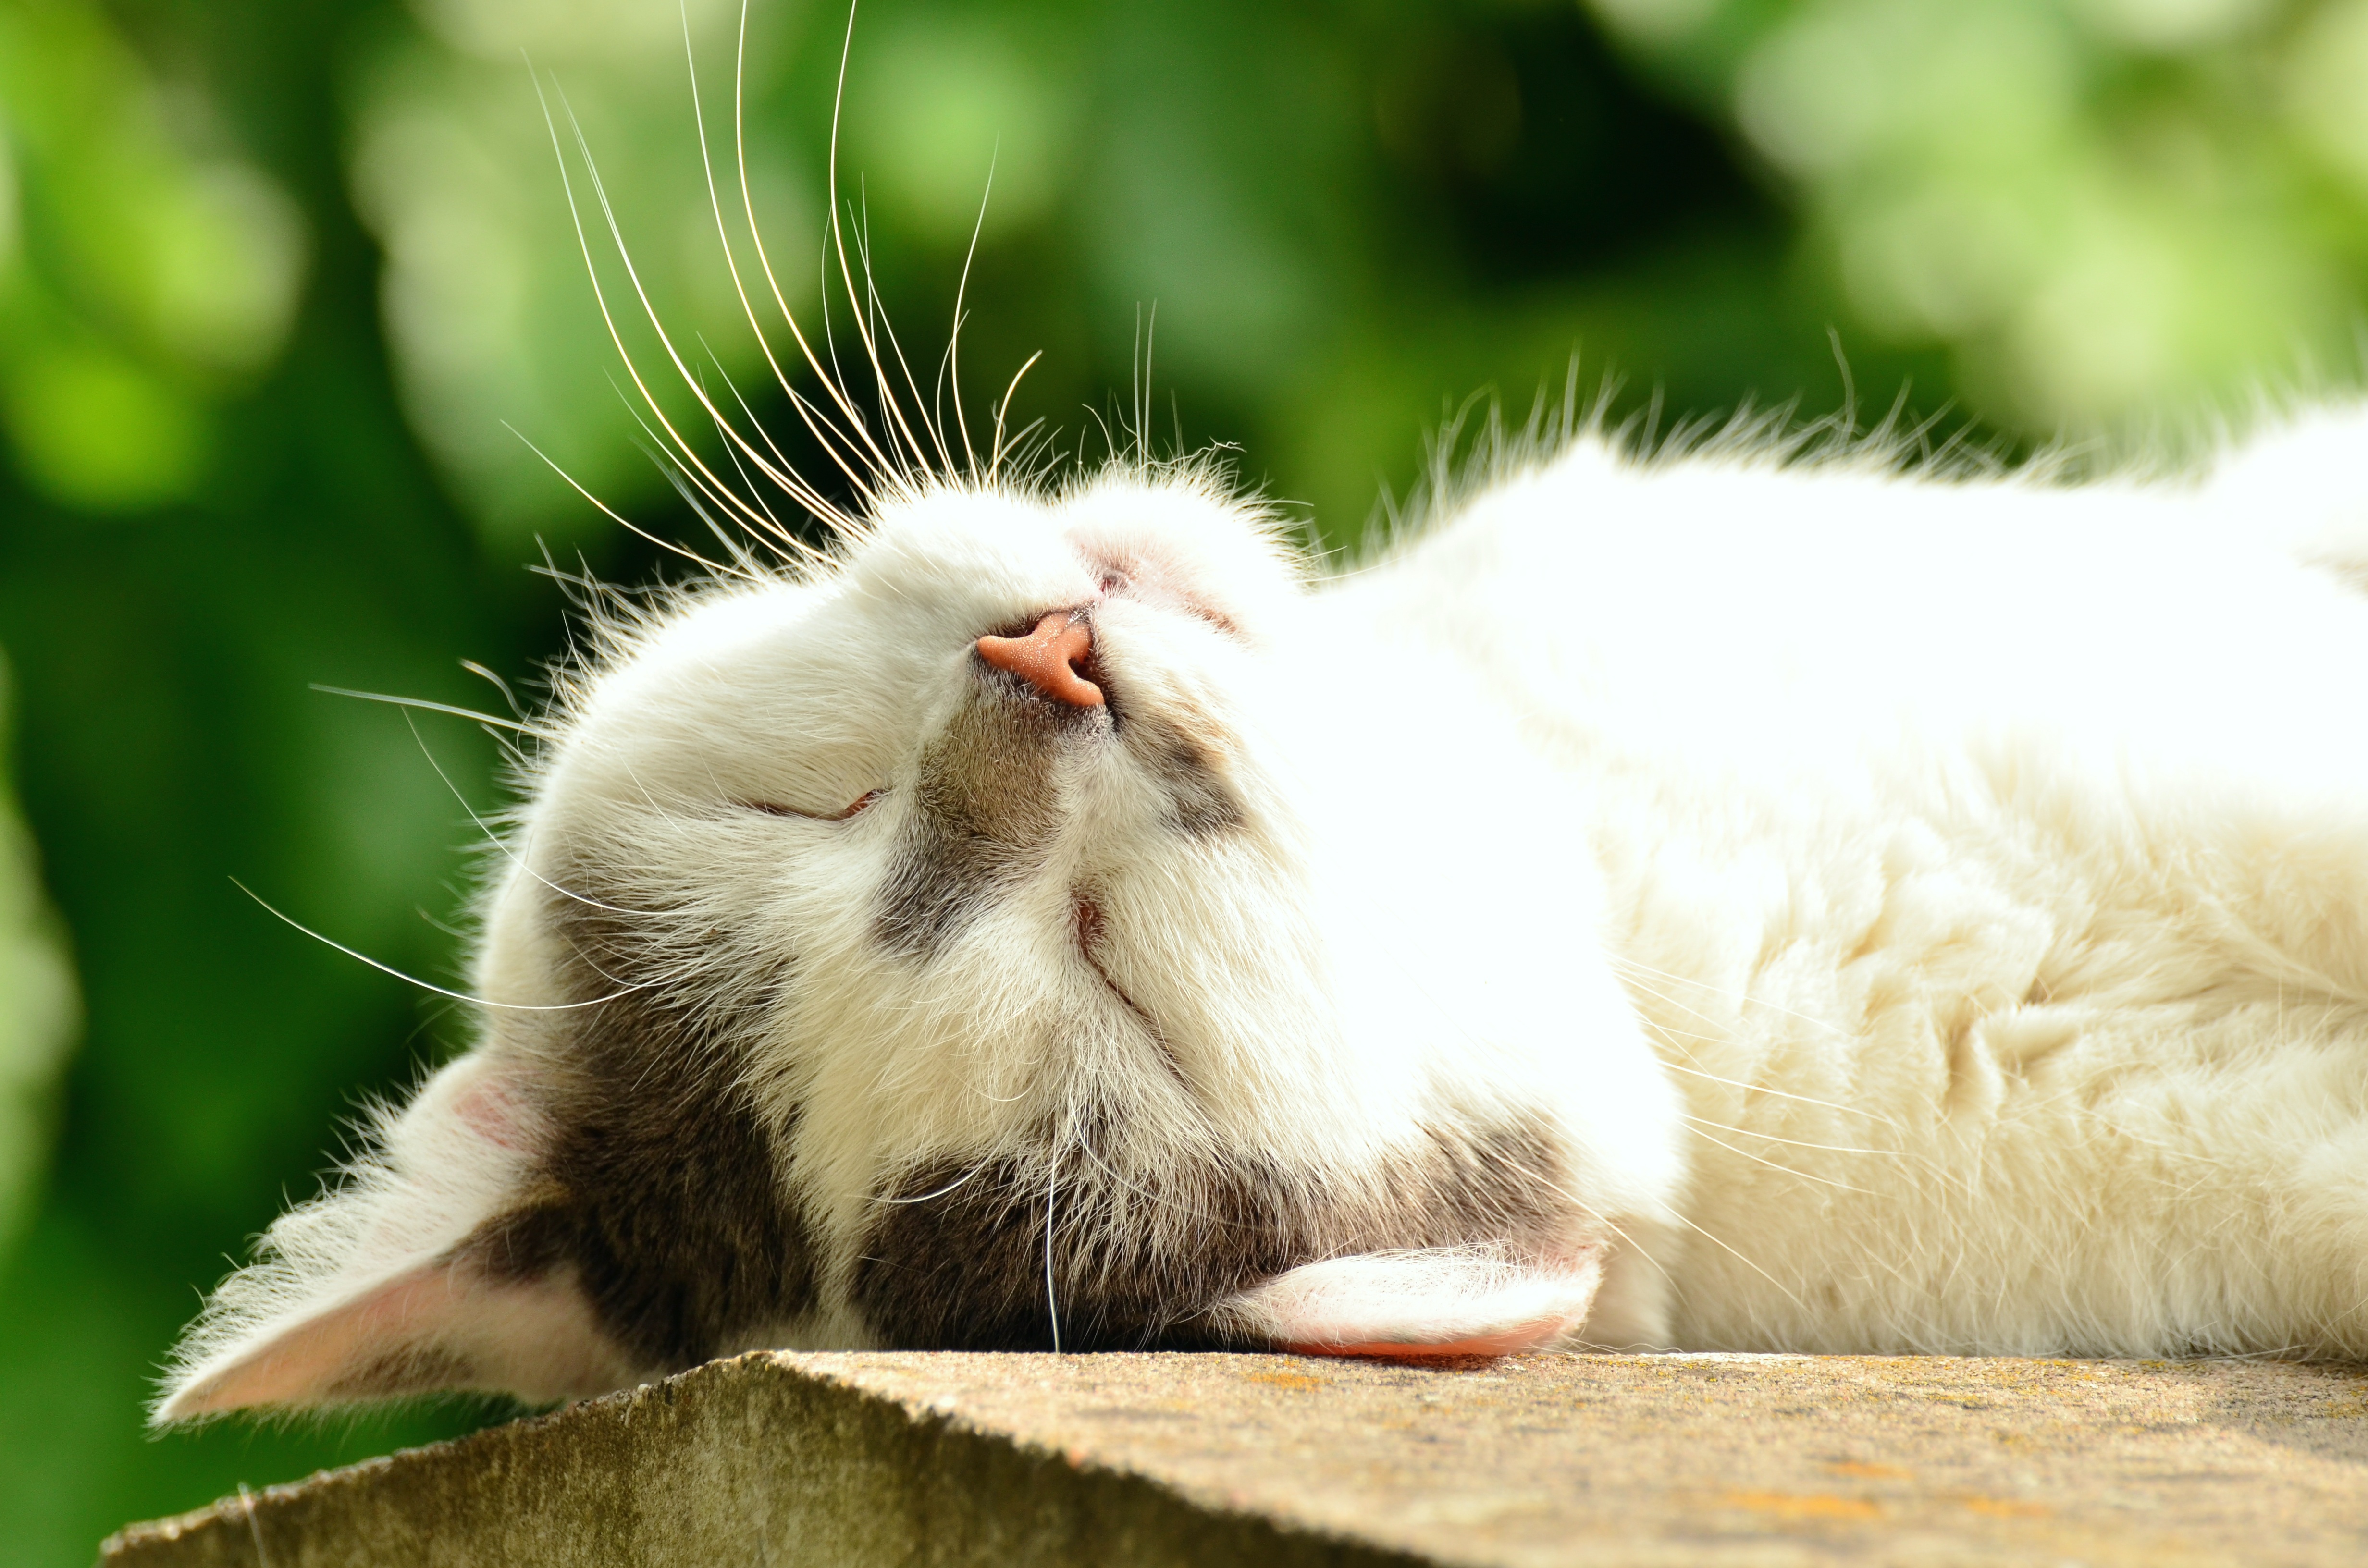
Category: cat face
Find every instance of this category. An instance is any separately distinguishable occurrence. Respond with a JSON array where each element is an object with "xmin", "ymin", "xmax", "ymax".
[{"xmin": 155, "ymin": 466, "xmax": 1618, "ymax": 1418}]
